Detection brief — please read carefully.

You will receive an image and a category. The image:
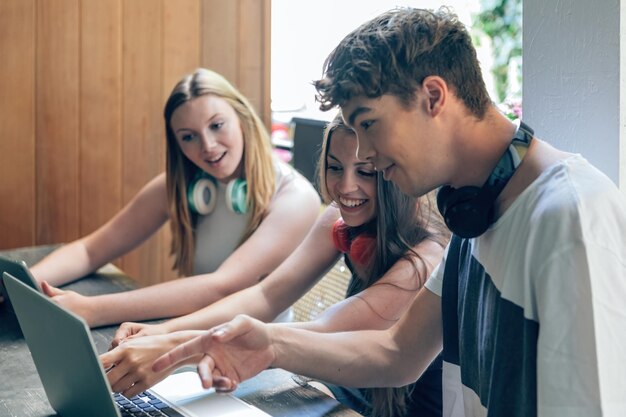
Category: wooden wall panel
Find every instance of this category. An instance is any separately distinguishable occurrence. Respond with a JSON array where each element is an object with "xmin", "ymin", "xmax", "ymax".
[
  {"xmin": 35, "ymin": 0, "xmax": 80, "ymax": 244},
  {"xmin": 119, "ymin": 0, "xmax": 164, "ymax": 283},
  {"xmin": 261, "ymin": 0, "xmax": 271, "ymax": 128},
  {"xmin": 0, "ymin": 0, "xmax": 36, "ymax": 249},
  {"xmin": 80, "ymin": 0, "xmax": 123, "ymax": 236},
  {"xmin": 239, "ymin": 0, "xmax": 269, "ymax": 125},
  {"xmin": 163, "ymin": 0, "xmax": 201, "ymax": 97},
  {"xmin": 201, "ymin": 0, "xmax": 238, "ymax": 83}
]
